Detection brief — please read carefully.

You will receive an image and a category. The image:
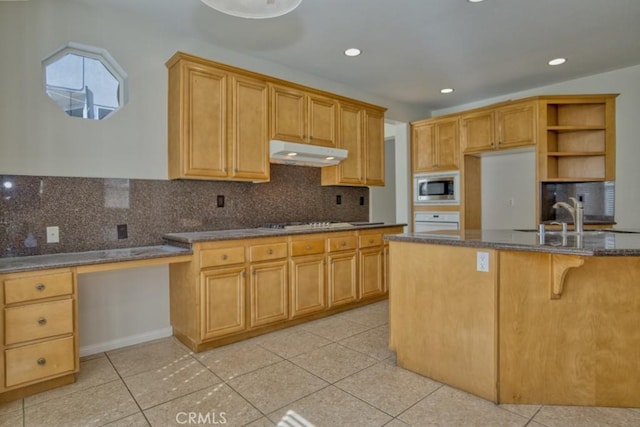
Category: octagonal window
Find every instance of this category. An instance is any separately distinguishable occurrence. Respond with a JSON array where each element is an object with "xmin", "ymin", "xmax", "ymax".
[{"xmin": 43, "ymin": 42, "xmax": 128, "ymax": 120}]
